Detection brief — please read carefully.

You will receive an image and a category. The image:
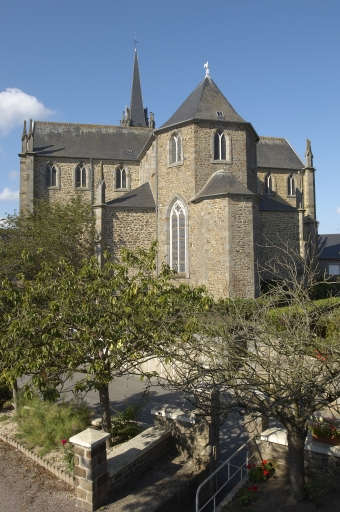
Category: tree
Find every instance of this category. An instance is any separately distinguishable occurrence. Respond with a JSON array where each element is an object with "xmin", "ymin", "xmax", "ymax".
[
  {"xmin": 155, "ymin": 246, "xmax": 340, "ymax": 502},
  {"xmin": 0, "ymin": 243, "xmax": 210, "ymax": 435},
  {"xmin": 0, "ymin": 198, "xmax": 95, "ymax": 280}
]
